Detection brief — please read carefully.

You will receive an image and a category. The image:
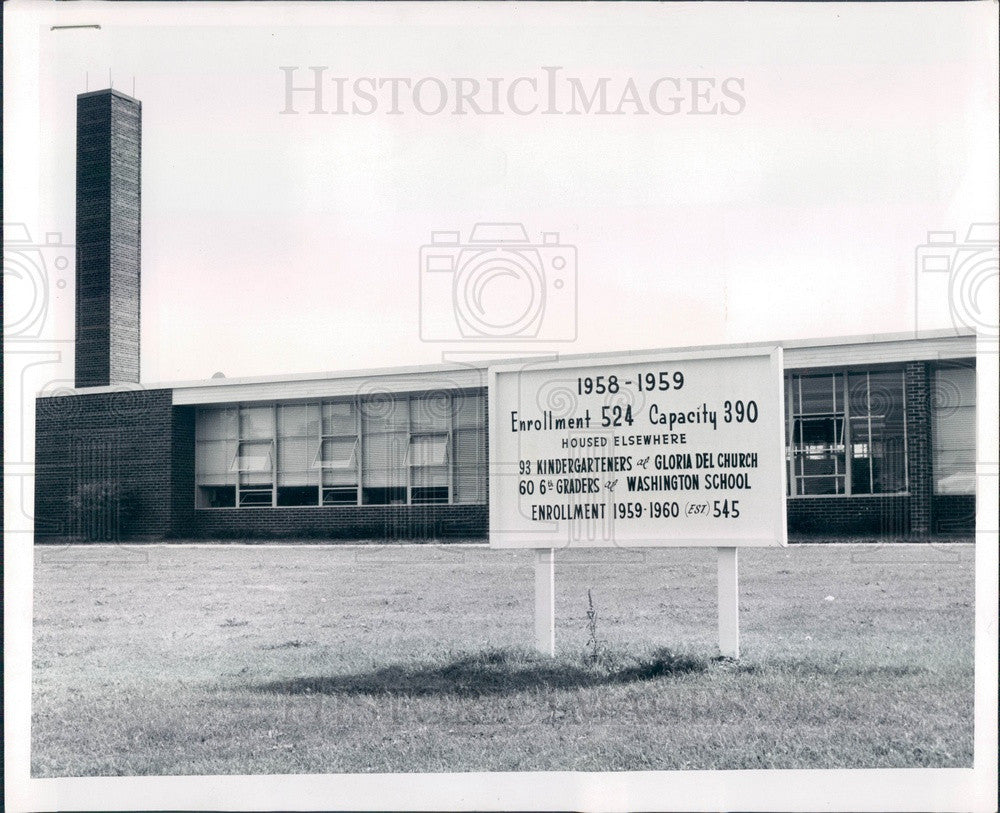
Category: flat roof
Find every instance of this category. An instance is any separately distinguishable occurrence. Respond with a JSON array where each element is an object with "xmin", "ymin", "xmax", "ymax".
[
  {"xmin": 46, "ymin": 328, "xmax": 977, "ymax": 403},
  {"xmin": 78, "ymin": 87, "xmax": 141, "ymax": 105}
]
